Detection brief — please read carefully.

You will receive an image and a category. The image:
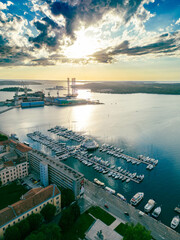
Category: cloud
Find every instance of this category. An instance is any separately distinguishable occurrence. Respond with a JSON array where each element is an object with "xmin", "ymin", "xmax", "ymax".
[
  {"xmin": 91, "ymin": 31, "xmax": 180, "ymax": 63},
  {"xmin": 175, "ymin": 18, "xmax": 180, "ymax": 25}
]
